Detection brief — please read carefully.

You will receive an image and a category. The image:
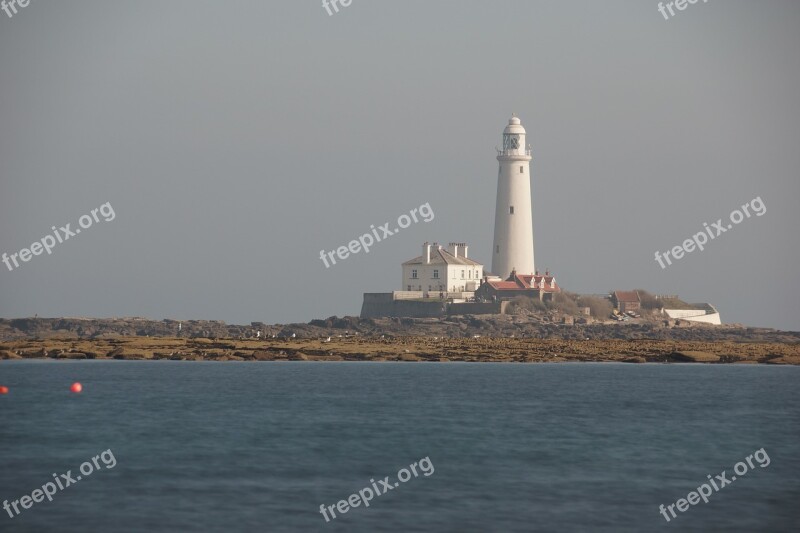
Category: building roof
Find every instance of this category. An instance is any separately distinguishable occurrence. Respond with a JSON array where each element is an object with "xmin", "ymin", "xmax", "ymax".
[
  {"xmin": 483, "ymin": 270, "xmax": 560, "ymax": 292},
  {"xmin": 403, "ymin": 246, "xmax": 483, "ymax": 267},
  {"xmin": 504, "ymin": 115, "xmax": 526, "ymax": 135},
  {"xmin": 613, "ymin": 290, "xmax": 640, "ymax": 303}
]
